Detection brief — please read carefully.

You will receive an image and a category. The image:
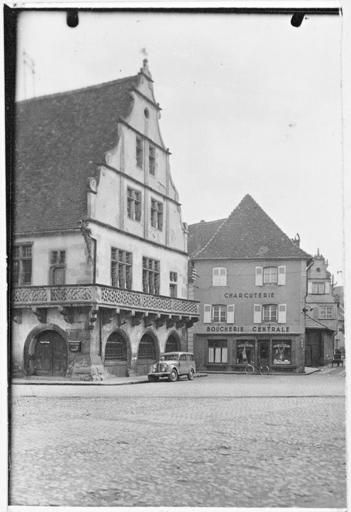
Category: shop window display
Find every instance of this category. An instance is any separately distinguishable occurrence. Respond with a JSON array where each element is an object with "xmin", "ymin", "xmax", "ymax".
[
  {"xmin": 237, "ymin": 341, "xmax": 255, "ymax": 364},
  {"xmin": 272, "ymin": 341, "xmax": 291, "ymax": 365}
]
